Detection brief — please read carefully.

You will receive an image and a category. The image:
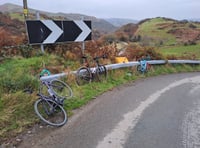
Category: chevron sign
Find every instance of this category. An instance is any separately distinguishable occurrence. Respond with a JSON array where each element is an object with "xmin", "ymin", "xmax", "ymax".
[{"xmin": 26, "ymin": 20, "xmax": 92, "ymax": 44}]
